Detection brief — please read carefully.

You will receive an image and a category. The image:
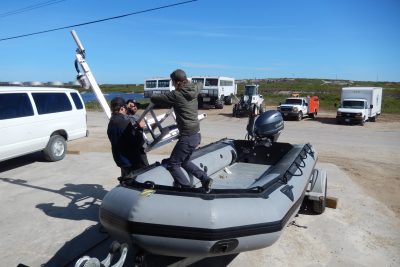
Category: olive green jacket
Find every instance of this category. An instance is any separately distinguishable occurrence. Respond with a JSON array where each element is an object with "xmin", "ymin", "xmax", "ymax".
[{"xmin": 150, "ymin": 82, "xmax": 202, "ymax": 136}]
